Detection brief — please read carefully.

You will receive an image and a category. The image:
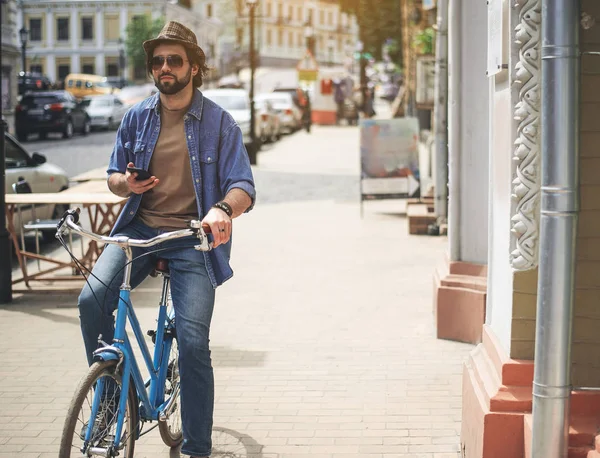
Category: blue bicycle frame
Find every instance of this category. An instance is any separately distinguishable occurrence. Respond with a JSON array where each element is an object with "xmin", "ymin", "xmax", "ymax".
[{"xmin": 84, "ymin": 248, "xmax": 176, "ymax": 449}]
